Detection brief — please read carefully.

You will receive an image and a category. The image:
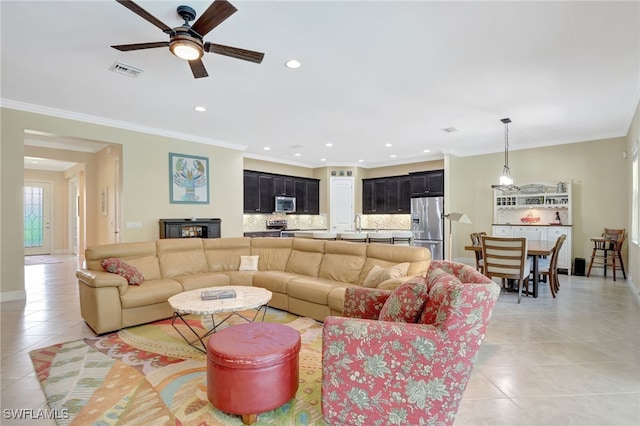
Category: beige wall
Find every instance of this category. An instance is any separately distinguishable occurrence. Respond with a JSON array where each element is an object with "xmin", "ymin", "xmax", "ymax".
[
  {"xmin": 3, "ymin": 104, "xmax": 637, "ymax": 302},
  {"xmin": 446, "ymin": 137, "xmax": 630, "ymax": 274},
  {"xmin": 626, "ymin": 100, "xmax": 640, "ymax": 298},
  {"xmin": 1, "ymin": 107, "xmax": 245, "ymax": 301}
]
